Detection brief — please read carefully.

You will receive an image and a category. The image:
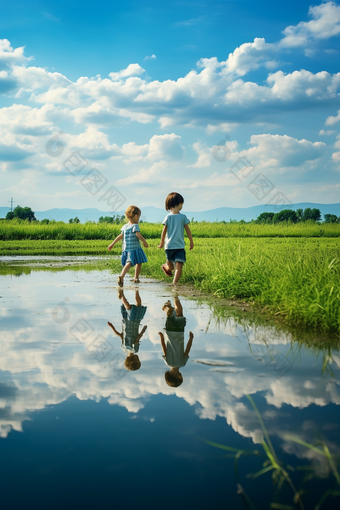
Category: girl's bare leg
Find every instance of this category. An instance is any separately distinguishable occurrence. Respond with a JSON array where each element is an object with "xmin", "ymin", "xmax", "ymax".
[
  {"xmin": 174, "ymin": 296, "xmax": 183, "ymax": 317},
  {"xmin": 134, "ymin": 263, "xmax": 142, "ymax": 281},
  {"xmin": 135, "ymin": 290, "xmax": 141, "ymax": 307},
  {"xmin": 121, "ymin": 293, "xmax": 132, "ymax": 310},
  {"xmin": 173, "ymin": 262, "xmax": 183, "ymax": 285},
  {"xmin": 120, "ymin": 262, "xmax": 131, "ymax": 280}
]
